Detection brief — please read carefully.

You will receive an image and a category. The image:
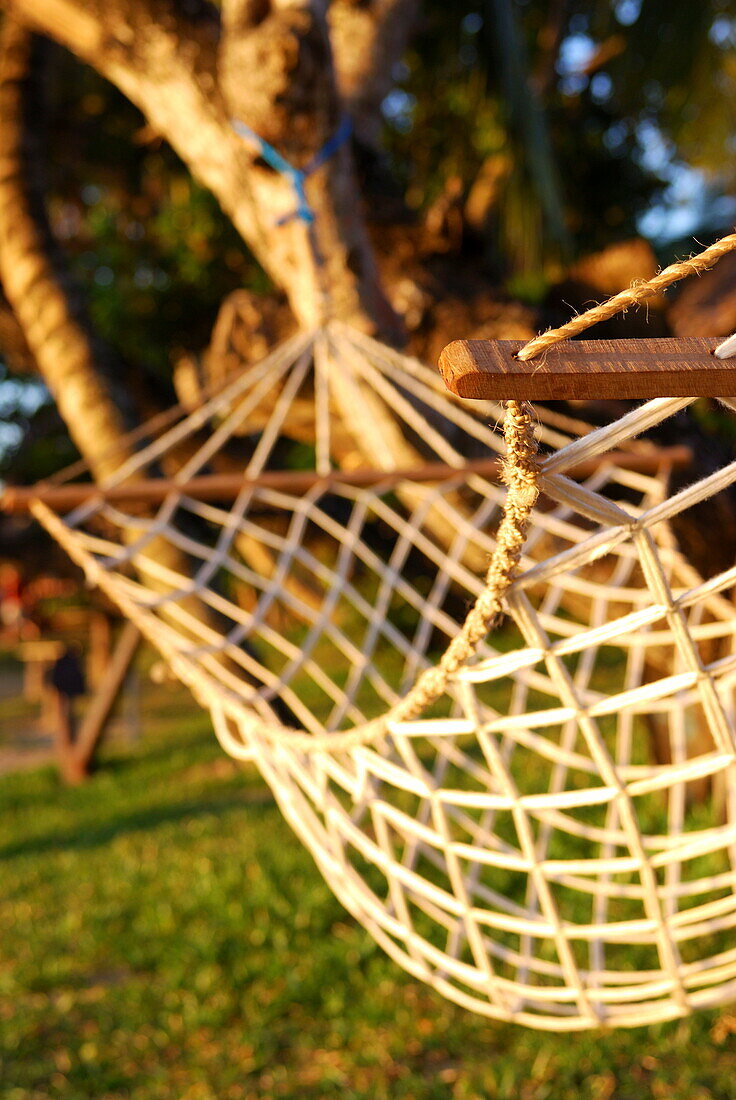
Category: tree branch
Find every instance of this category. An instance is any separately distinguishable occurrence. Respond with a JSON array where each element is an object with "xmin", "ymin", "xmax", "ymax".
[
  {"xmin": 0, "ymin": 14, "xmax": 300, "ymax": 737},
  {"xmin": 329, "ymin": 0, "xmax": 419, "ymax": 150},
  {"xmin": 0, "ymin": 287, "xmax": 37, "ymax": 374},
  {"xmin": 4, "ymin": 0, "xmax": 399, "ymax": 336}
]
